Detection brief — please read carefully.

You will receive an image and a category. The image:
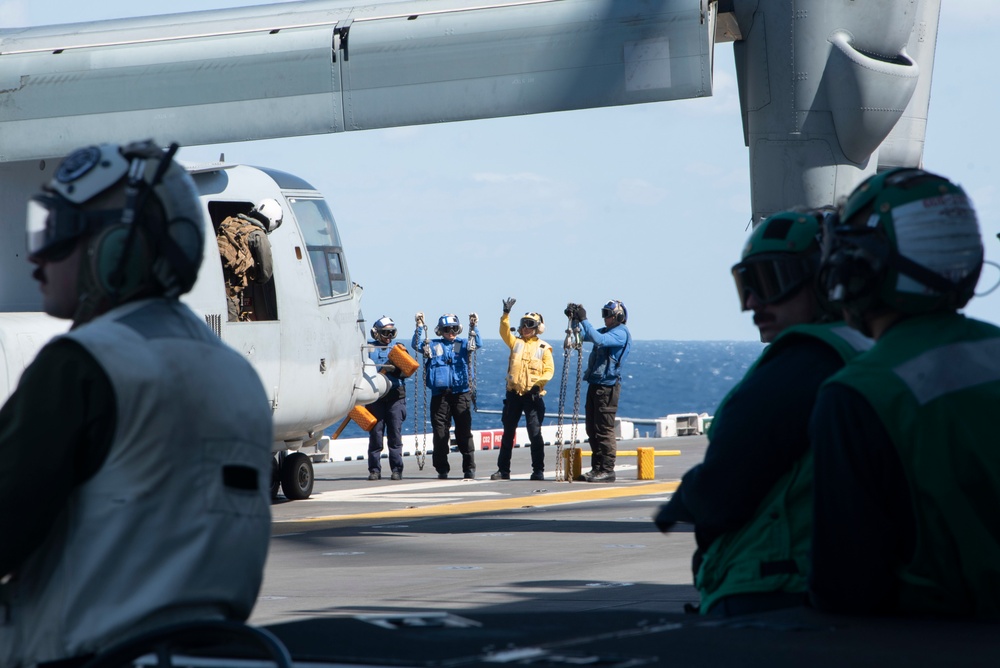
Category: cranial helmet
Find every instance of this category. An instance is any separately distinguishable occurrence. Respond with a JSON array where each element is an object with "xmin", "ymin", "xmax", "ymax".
[
  {"xmin": 601, "ymin": 299, "xmax": 627, "ymax": 324},
  {"xmin": 435, "ymin": 313, "xmax": 463, "ymax": 336},
  {"xmin": 27, "ymin": 140, "xmax": 204, "ymax": 321},
  {"xmin": 371, "ymin": 316, "xmax": 397, "ymax": 341},
  {"xmin": 820, "ymin": 168, "xmax": 983, "ymax": 316},
  {"xmin": 251, "ymin": 198, "xmax": 283, "ymax": 233},
  {"xmin": 731, "ymin": 209, "xmax": 829, "ymax": 311},
  {"xmin": 520, "ymin": 312, "xmax": 545, "ymax": 334}
]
